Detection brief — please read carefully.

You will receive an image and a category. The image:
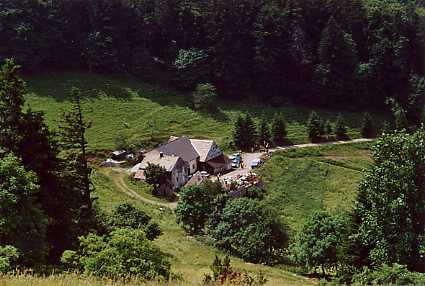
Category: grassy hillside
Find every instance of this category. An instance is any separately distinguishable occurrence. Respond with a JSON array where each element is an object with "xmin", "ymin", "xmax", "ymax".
[
  {"xmin": 92, "ymin": 169, "xmax": 313, "ymax": 286},
  {"xmin": 258, "ymin": 142, "xmax": 373, "ymax": 232},
  {"xmin": 25, "ymin": 71, "xmax": 381, "ymax": 152}
]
